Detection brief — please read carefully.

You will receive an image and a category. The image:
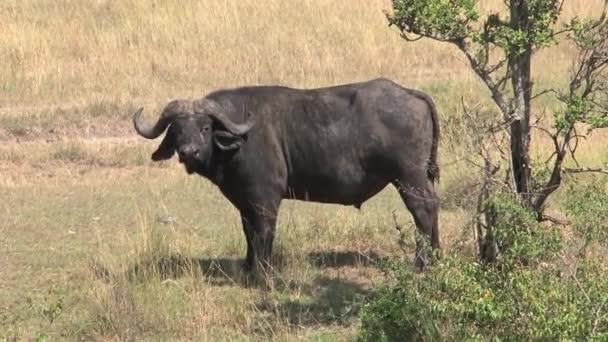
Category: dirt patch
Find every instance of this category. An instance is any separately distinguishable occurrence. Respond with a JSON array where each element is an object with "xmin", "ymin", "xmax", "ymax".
[
  {"xmin": 0, "ymin": 100, "xmax": 152, "ymax": 143},
  {"xmin": 0, "ymin": 119, "xmax": 136, "ymax": 143}
]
